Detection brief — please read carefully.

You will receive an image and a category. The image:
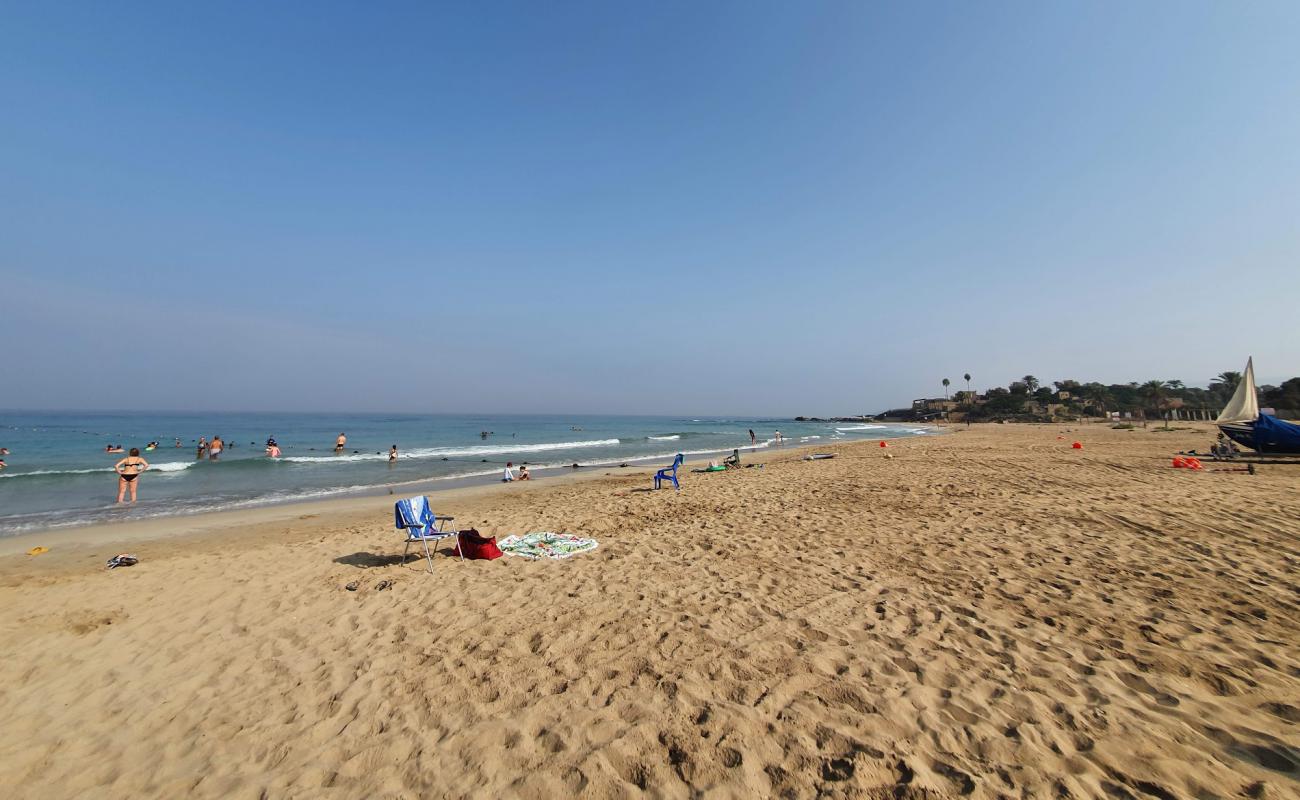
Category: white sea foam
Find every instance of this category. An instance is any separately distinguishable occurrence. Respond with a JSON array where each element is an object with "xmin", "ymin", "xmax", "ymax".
[
  {"xmin": 647, "ymin": 435, "xmax": 680, "ymax": 441},
  {"xmin": 281, "ymin": 438, "xmax": 622, "ymax": 464},
  {"xmin": 834, "ymin": 424, "xmax": 886, "ymax": 432},
  {"xmin": 150, "ymin": 461, "xmax": 196, "ymax": 472},
  {"xmin": 0, "ymin": 461, "xmax": 195, "ymax": 479}
]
